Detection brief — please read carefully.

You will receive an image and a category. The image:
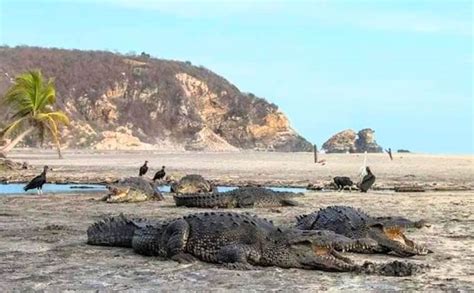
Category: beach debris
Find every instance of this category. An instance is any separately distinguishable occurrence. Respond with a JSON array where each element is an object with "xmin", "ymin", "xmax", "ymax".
[
  {"xmin": 0, "ymin": 159, "xmax": 27, "ymax": 171},
  {"xmin": 385, "ymin": 148, "xmax": 393, "ymax": 160},
  {"xmin": 394, "ymin": 186, "xmax": 426, "ymax": 192},
  {"xmin": 361, "ymin": 260, "xmax": 427, "ymax": 276}
]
